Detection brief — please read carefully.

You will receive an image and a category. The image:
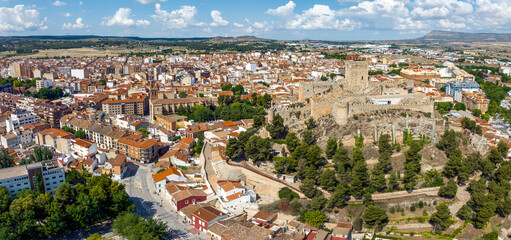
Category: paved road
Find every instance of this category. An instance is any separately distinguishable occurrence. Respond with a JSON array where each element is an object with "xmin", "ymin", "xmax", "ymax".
[
  {"xmin": 121, "ymin": 162, "xmax": 208, "ymax": 240},
  {"xmin": 202, "ymin": 143, "xmax": 219, "ymax": 195}
]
